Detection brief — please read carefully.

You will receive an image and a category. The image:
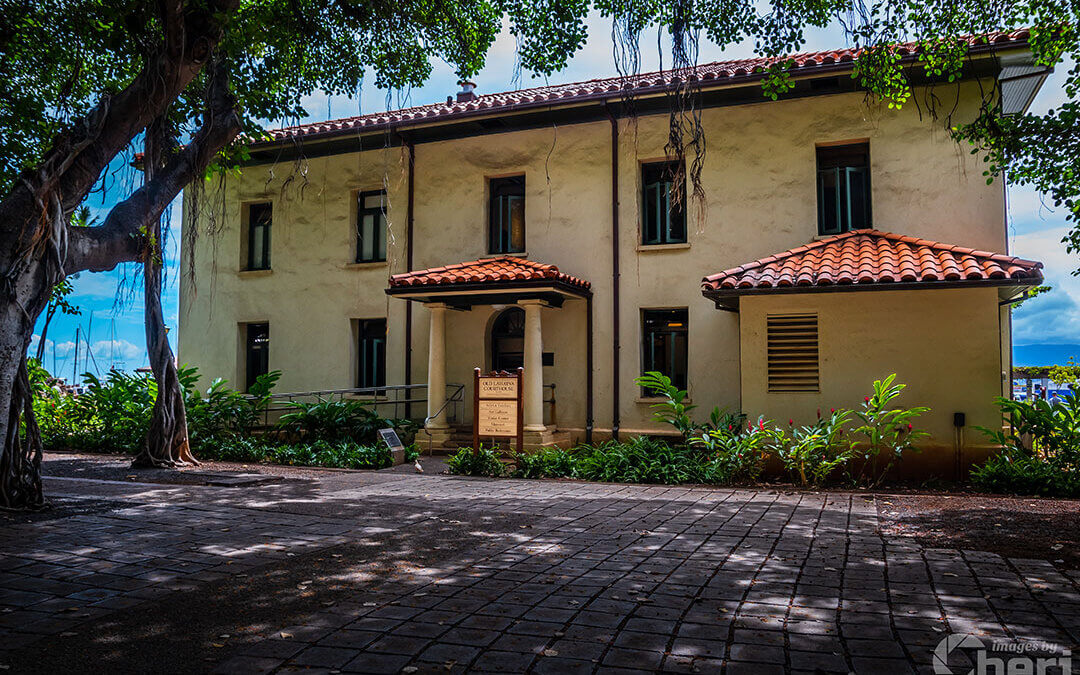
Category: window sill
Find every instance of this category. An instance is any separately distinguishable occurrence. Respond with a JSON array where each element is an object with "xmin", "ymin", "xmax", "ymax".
[
  {"xmin": 238, "ymin": 269, "xmax": 272, "ymax": 278},
  {"xmin": 344, "ymin": 261, "xmax": 388, "ymax": 270},
  {"xmin": 636, "ymin": 242, "xmax": 690, "ymax": 252},
  {"xmin": 636, "ymin": 396, "xmax": 691, "ymax": 404},
  {"xmin": 488, "ymin": 251, "xmax": 528, "ymax": 258}
]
